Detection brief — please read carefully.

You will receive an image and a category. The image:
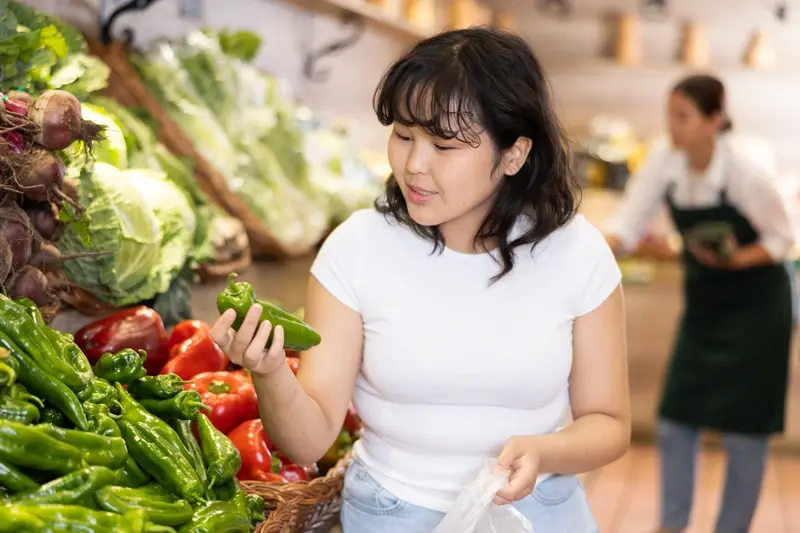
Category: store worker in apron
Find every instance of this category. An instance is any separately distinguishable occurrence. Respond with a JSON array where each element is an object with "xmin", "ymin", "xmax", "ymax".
[
  {"xmin": 211, "ymin": 28, "xmax": 631, "ymax": 533},
  {"xmin": 606, "ymin": 74, "xmax": 796, "ymax": 533}
]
